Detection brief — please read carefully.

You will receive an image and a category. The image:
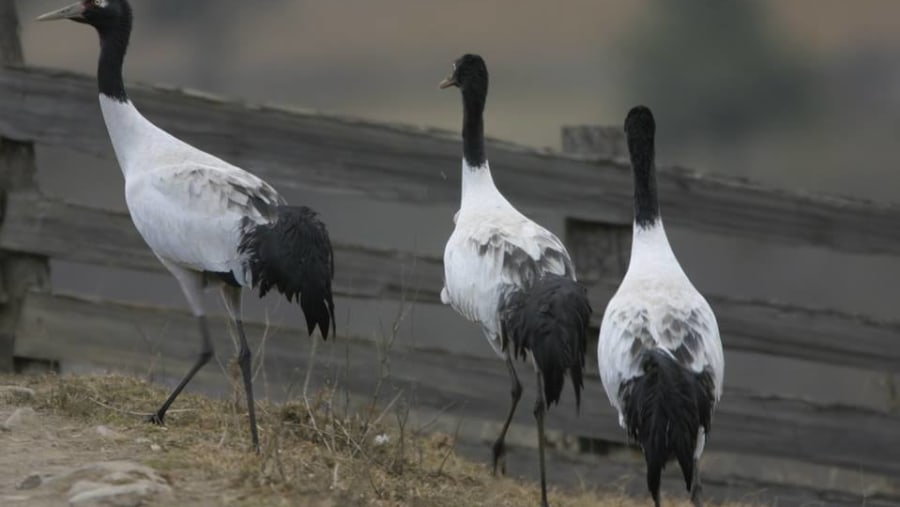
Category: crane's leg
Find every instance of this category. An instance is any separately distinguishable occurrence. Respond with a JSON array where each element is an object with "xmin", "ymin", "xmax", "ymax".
[
  {"xmin": 492, "ymin": 354, "xmax": 522, "ymax": 475},
  {"xmin": 534, "ymin": 370, "xmax": 549, "ymax": 507},
  {"xmin": 148, "ymin": 265, "xmax": 212, "ymax": 425},
  {"xmin": 221, "ymin": 285, "xmax": 260, "ymax": 453},
  {"xmin": 690, "ymin": 458, "xmax": 703, "ymax": 507}
]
